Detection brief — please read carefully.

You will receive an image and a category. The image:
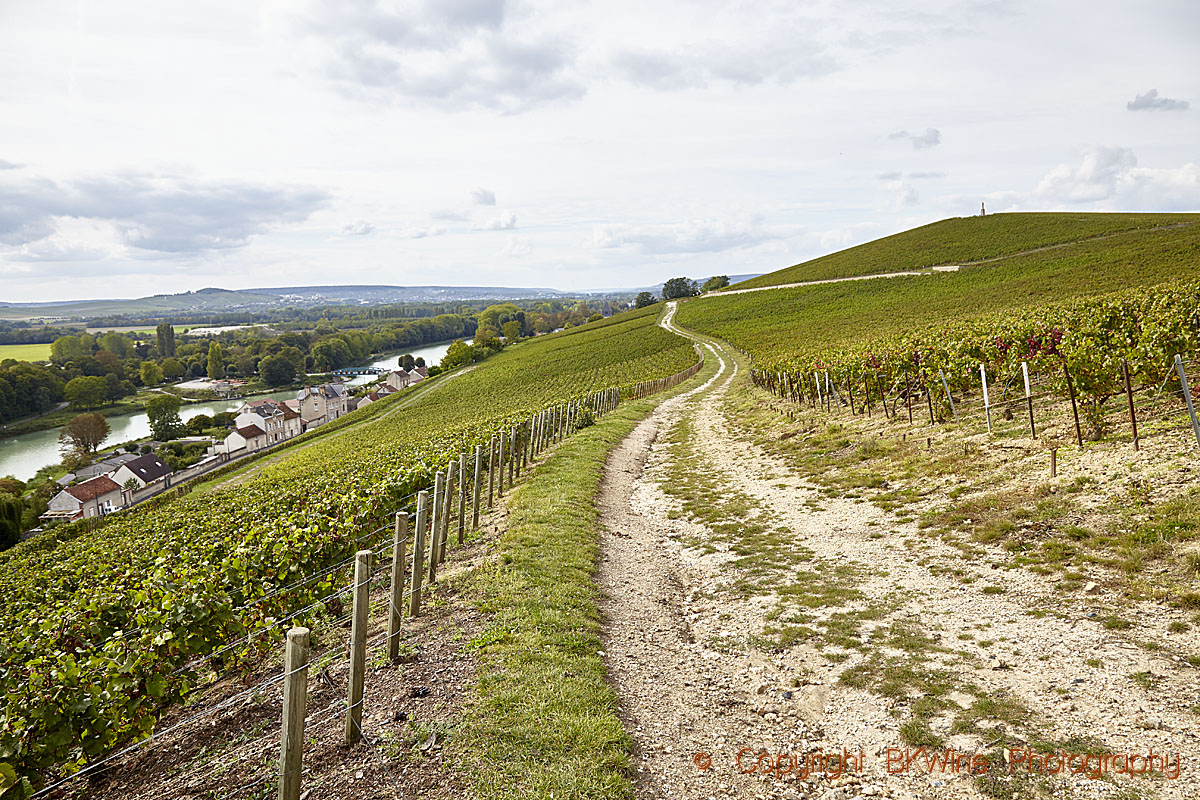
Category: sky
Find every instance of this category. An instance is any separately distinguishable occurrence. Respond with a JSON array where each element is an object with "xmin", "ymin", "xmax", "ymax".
[{"xmin": 0, "ymin": 0, "xmax": 1197, "ymax": 303}]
